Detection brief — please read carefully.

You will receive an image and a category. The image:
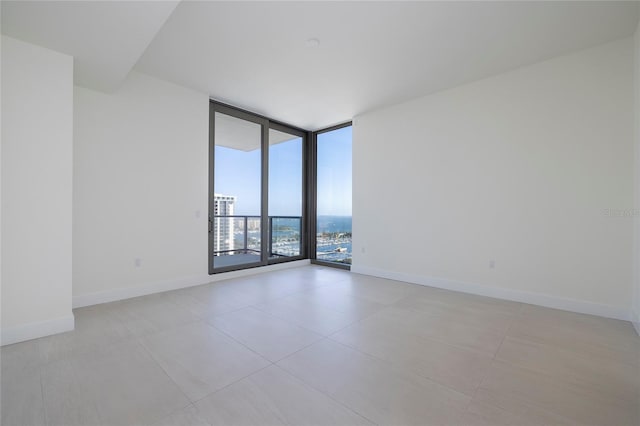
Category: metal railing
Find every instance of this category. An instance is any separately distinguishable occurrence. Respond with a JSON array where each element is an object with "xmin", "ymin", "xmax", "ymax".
[{"xmin": 212, "ymin": 215, "xmax": 302, "ymax": 258}]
